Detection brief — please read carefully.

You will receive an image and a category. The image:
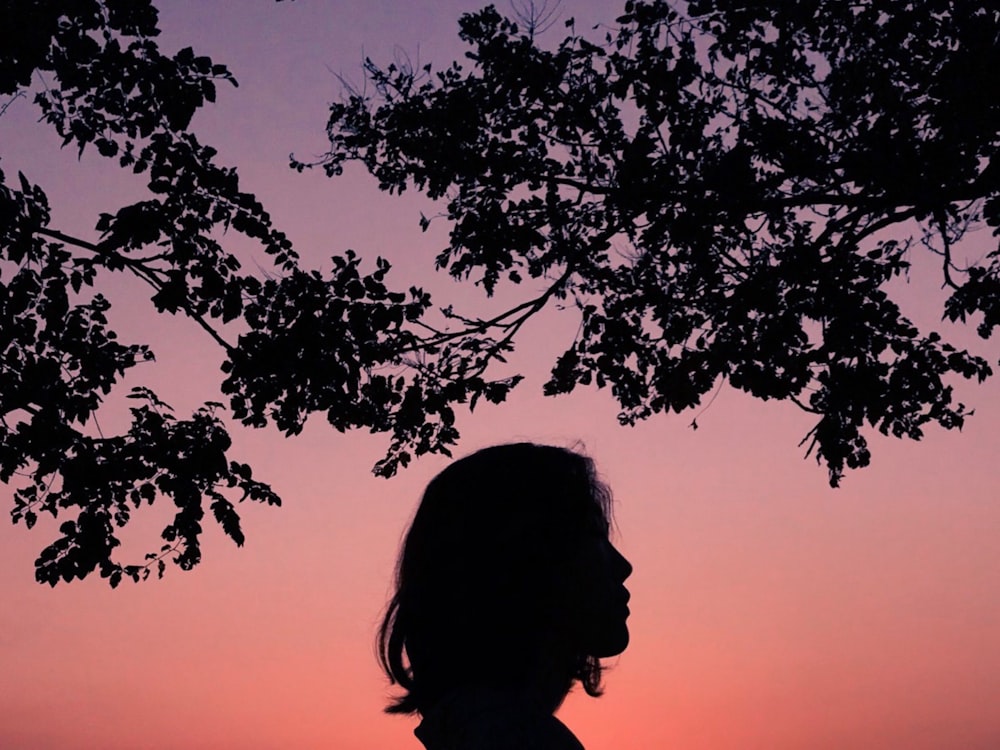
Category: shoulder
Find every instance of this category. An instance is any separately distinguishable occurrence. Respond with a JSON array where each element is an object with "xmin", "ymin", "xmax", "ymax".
[
  {"xmin": 414, "ymin": 689, "xmax": 585, "ymax": 750},
  {"xmin": 476, "ymin": 711, "xmax": 584, "ymax": 750}
]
